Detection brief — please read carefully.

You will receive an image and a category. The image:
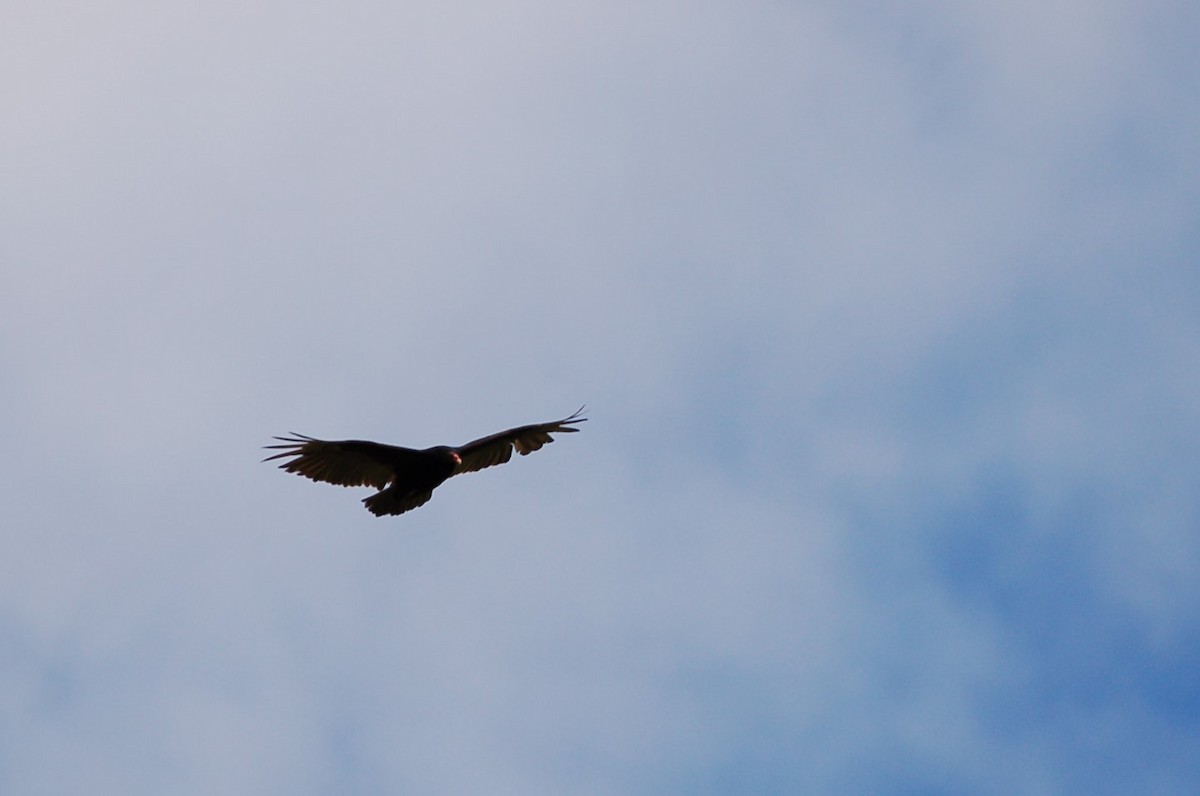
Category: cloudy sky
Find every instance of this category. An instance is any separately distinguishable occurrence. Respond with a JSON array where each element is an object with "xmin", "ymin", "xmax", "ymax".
[{"xmin": 3, "ymin": 0, "xmax": 1198, "ymax": 792}]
